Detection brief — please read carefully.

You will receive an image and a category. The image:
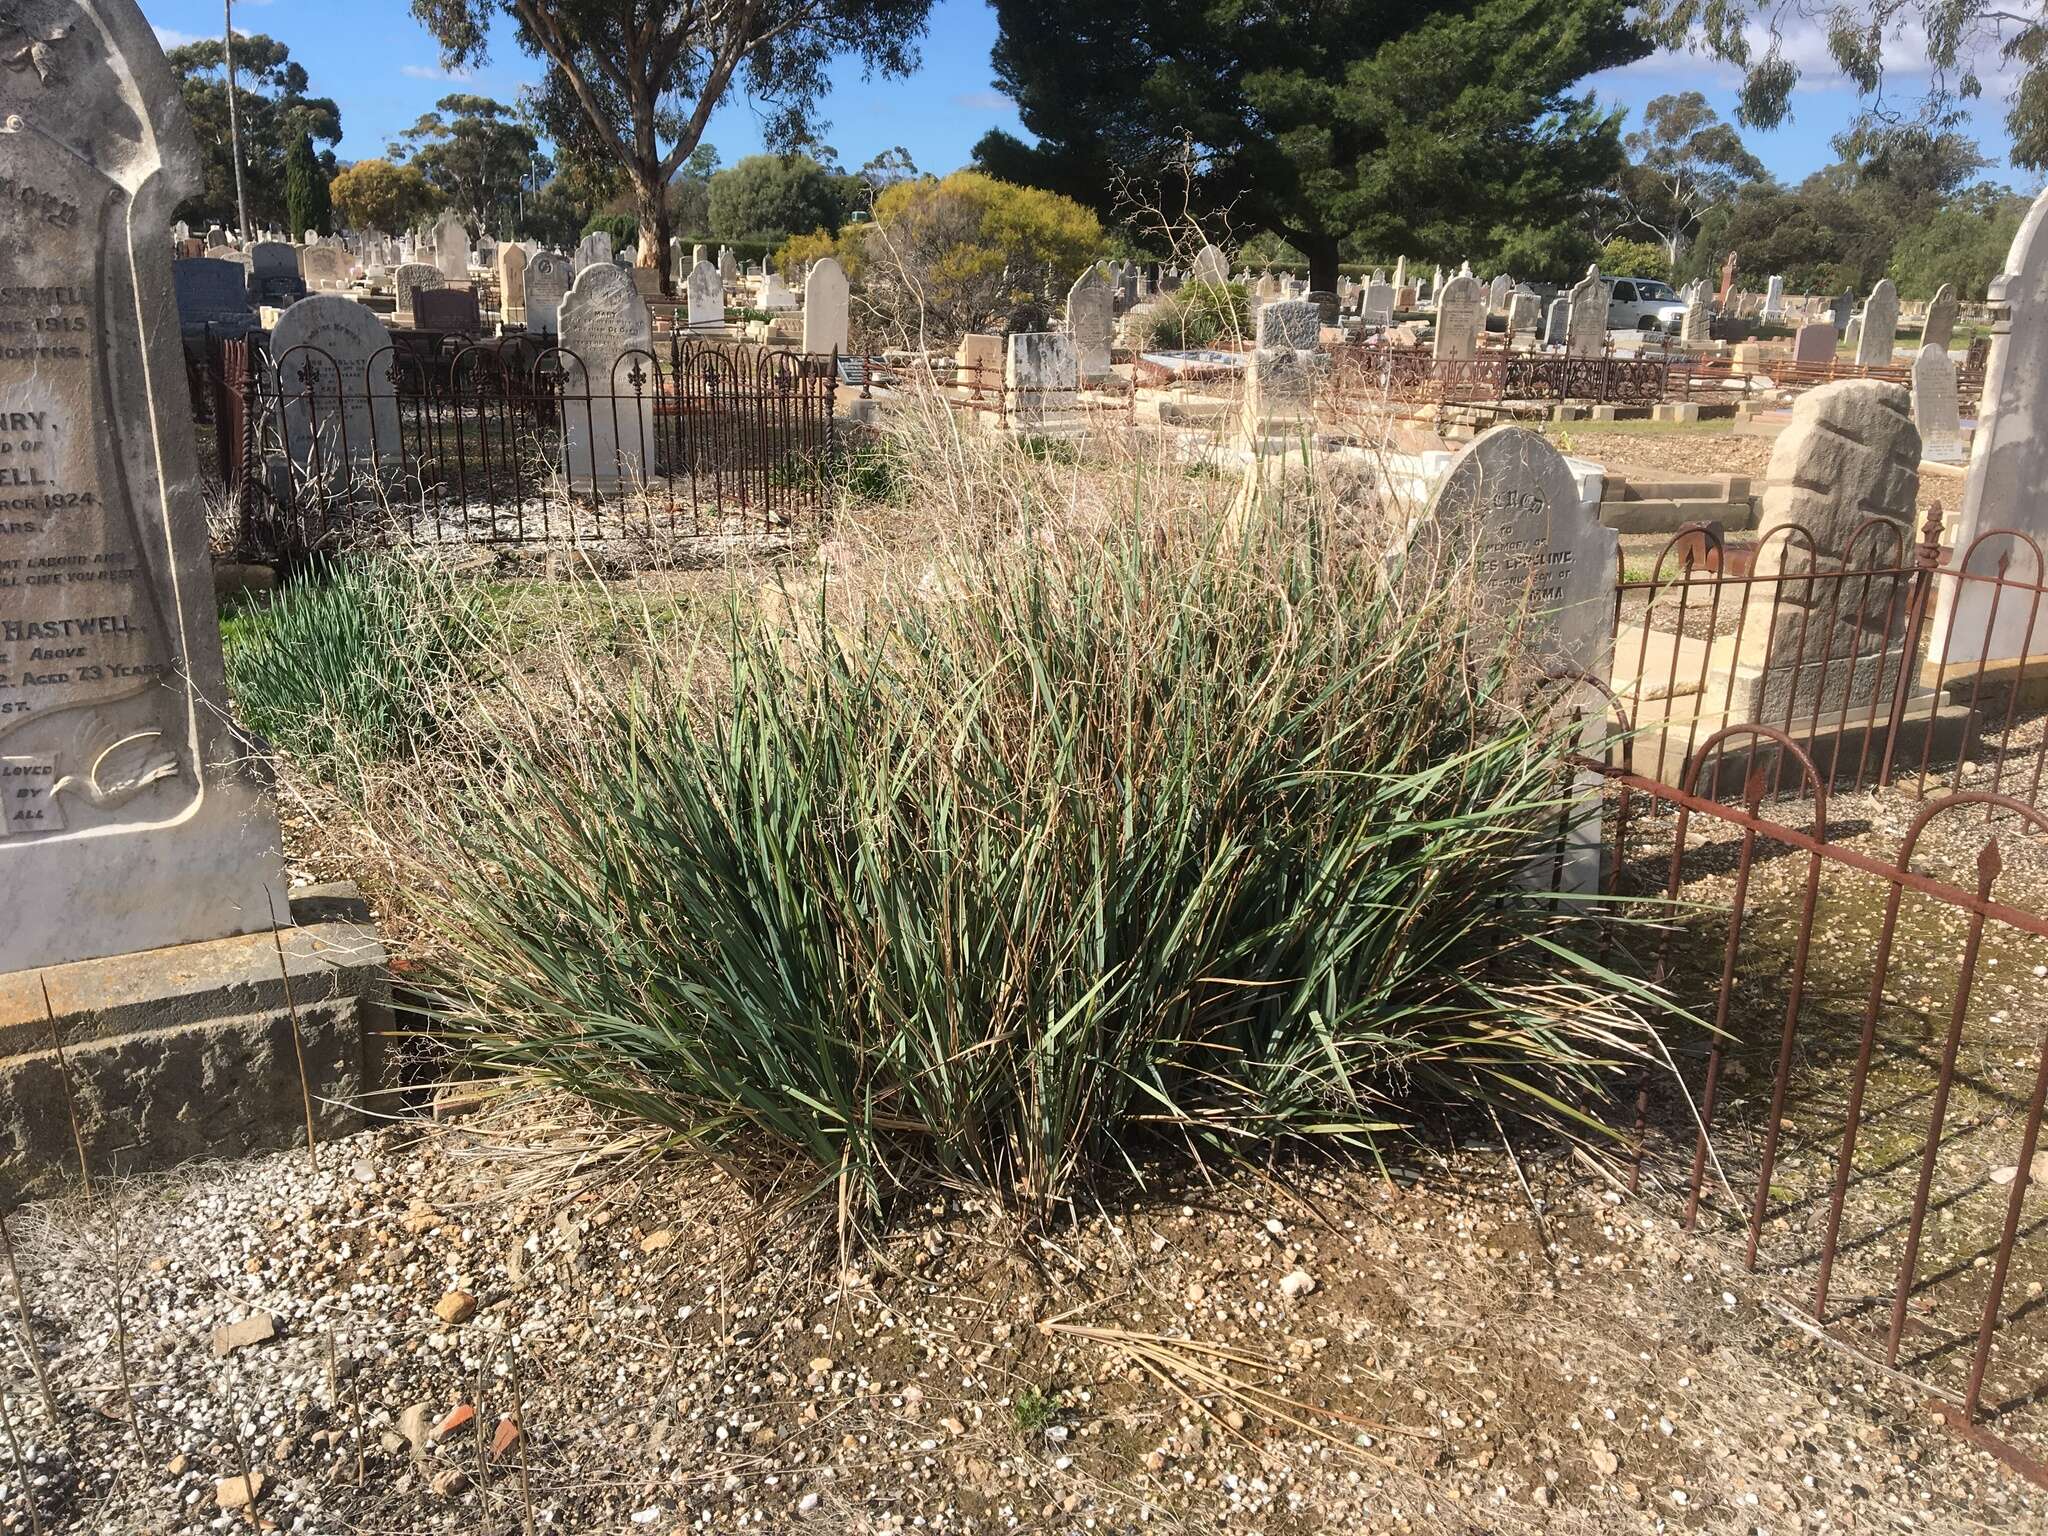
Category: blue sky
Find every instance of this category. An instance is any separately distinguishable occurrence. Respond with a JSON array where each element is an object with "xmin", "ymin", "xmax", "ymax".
[{"xmin": 145, "ymin": 0, "xmax": 2040, "ymax": 192}]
